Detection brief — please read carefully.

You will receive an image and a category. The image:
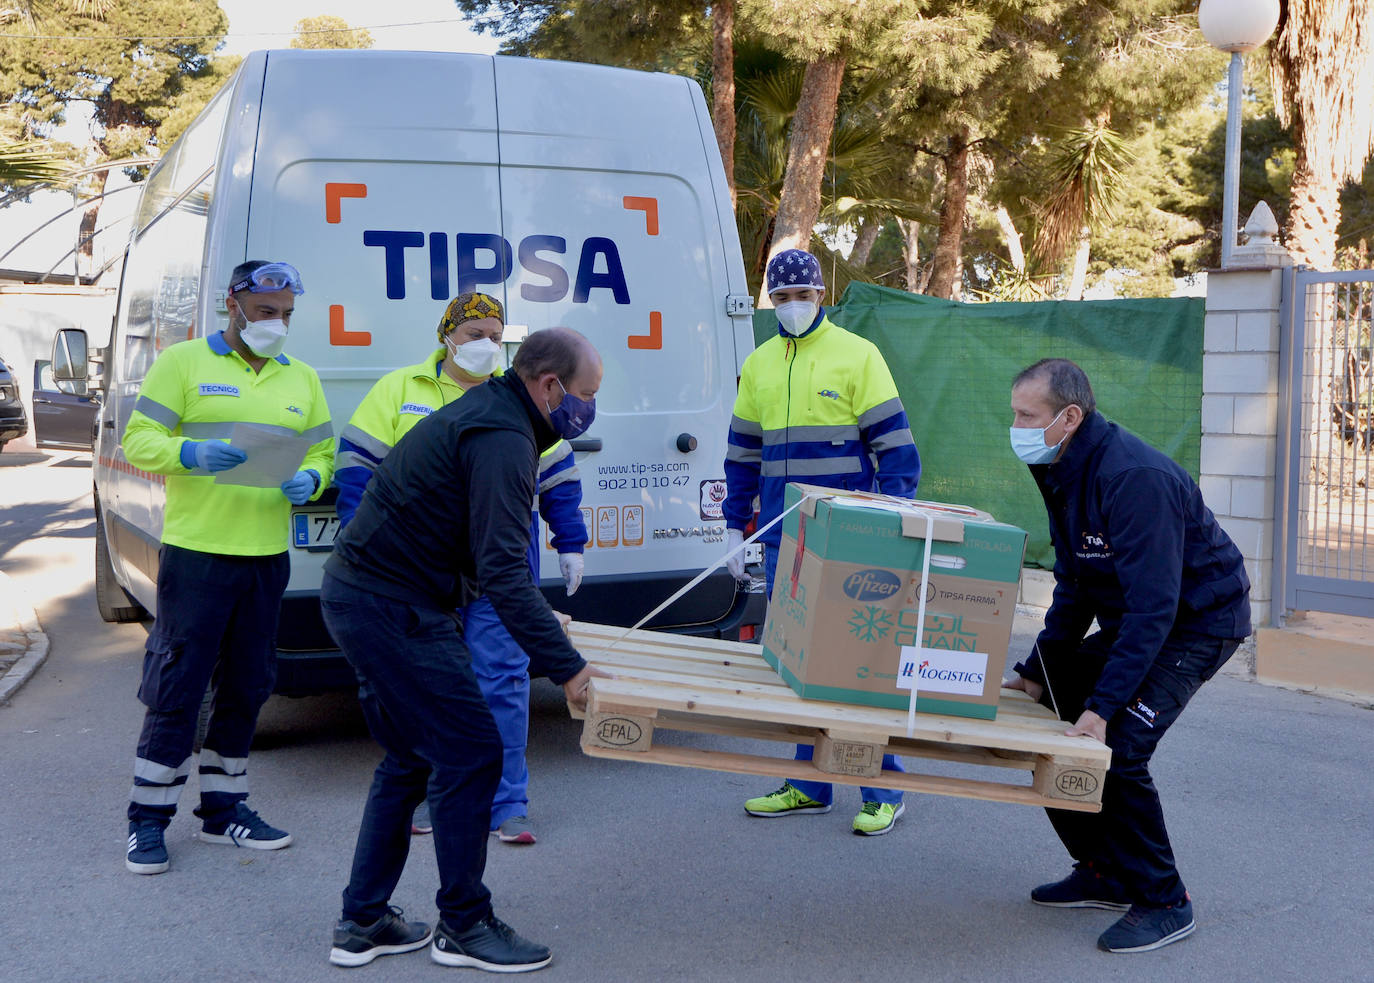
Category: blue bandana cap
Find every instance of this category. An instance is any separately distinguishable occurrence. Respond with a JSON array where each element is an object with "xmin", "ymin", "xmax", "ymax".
[{"xmin": 765, "ymin": 248, "xmax": 825, "ymax": 296}]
